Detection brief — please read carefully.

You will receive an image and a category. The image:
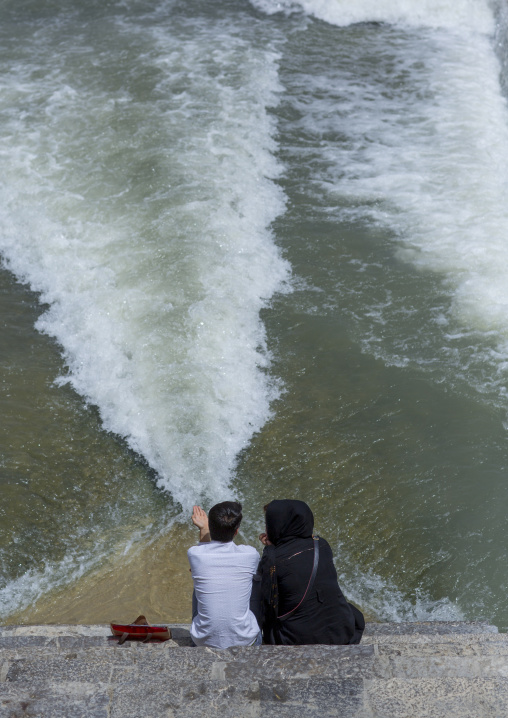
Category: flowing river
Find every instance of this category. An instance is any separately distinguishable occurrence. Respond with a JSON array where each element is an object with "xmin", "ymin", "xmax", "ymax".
[{"xmin": 1, "ymin": 0, "xmax": 508, "ymax": 629}]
